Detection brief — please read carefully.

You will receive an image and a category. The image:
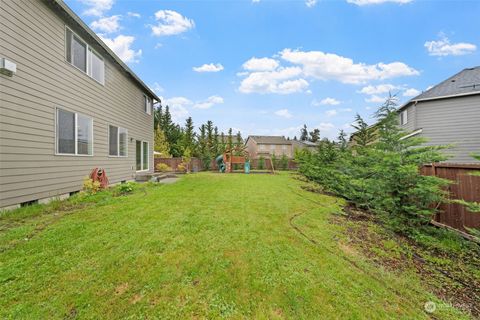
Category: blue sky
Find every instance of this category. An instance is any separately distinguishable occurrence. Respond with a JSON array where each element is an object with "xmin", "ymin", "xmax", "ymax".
[{"xmin": 66, "ymin": 0, "xmax": 479, "ymax": 139}]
